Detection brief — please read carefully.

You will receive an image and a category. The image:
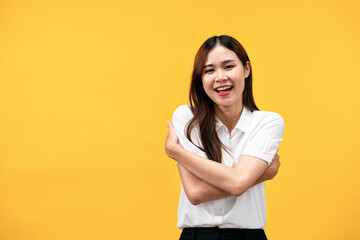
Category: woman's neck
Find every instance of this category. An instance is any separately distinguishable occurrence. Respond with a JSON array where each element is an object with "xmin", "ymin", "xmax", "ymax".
[{"xmin": 214, "ymin": 102, "xmax": 244, "ymax": 133}]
